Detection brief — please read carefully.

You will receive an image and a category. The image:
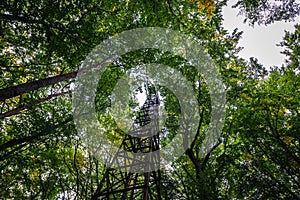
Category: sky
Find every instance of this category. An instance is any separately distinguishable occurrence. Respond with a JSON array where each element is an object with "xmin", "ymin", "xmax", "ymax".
[{"xmin": 222, "ymin": 1, "xmax": 299, "ymax": 68}]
